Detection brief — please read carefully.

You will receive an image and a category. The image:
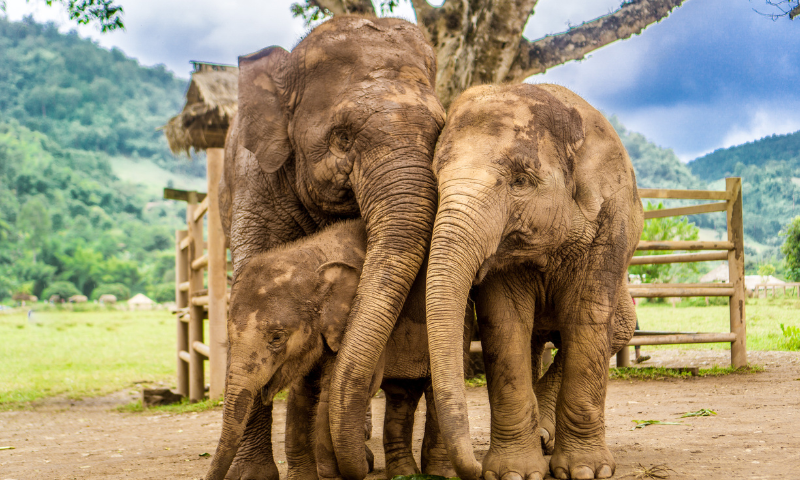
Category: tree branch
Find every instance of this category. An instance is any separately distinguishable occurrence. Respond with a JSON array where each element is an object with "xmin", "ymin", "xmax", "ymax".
[
  {"xmin": 508, "ymin": 0, "xmax": 687, "ymax": 83},
  {"xmin": 313, "ymin": 0, "xmax": 375, "ymax": 16}
]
